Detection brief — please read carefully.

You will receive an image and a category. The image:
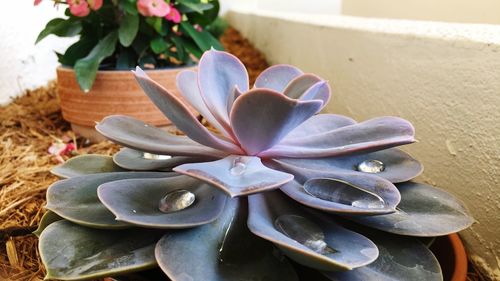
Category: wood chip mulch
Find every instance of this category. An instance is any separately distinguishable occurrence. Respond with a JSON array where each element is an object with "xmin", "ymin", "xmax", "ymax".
[
  {"xmin": 0, "ymin": 27, "xmax": 485, "ymax": 281},
  {"xmin": 0, "ymin": 27, "xmax": 267, "ymax": 281}
]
